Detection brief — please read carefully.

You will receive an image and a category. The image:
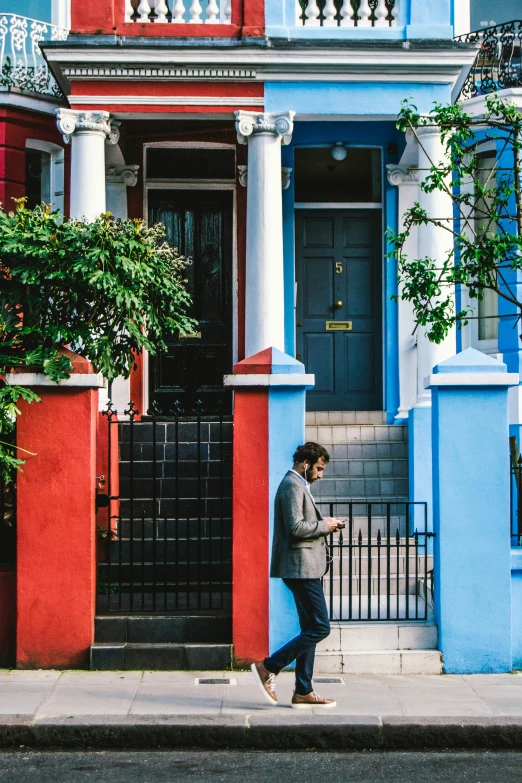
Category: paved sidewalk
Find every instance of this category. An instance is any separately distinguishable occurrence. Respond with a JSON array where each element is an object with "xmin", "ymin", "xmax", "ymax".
[{"xmin": 2, "ymin": 669, "xmax": 522, "ymax": 749}]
